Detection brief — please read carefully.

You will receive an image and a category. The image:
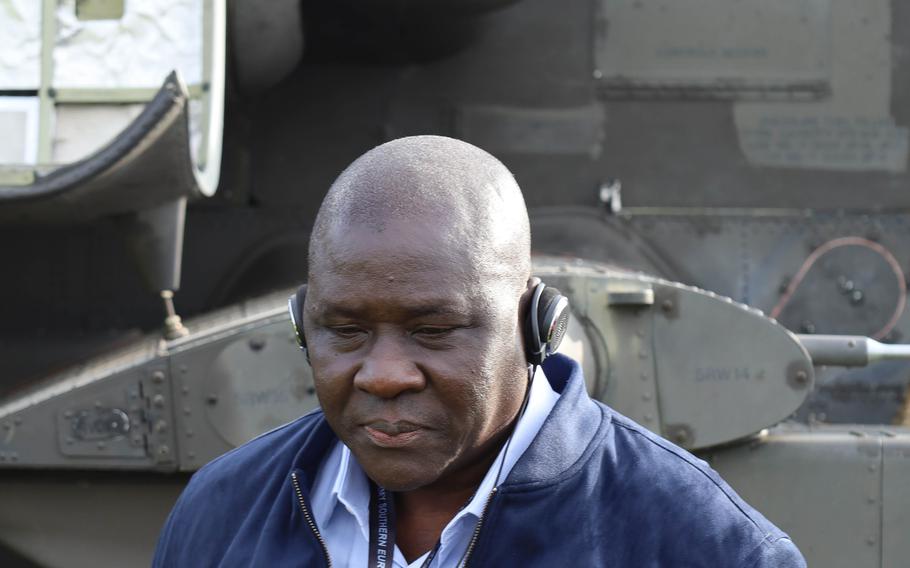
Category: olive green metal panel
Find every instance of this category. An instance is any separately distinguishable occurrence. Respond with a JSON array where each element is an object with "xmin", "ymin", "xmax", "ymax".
[
  {"xmin": 706, "ymin": 426, "xmax": 886, "ymax": 568},
  {"xmin": 651, "ymin": 282, "xmax": 814, "ymax": 449},
  {"xmin": 883, "ymin": 435, "xmax": 910, "ymax": 567},
  {"xmin": 0, "ymin": 475, "xmax": 183, "ymax": 568}
]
